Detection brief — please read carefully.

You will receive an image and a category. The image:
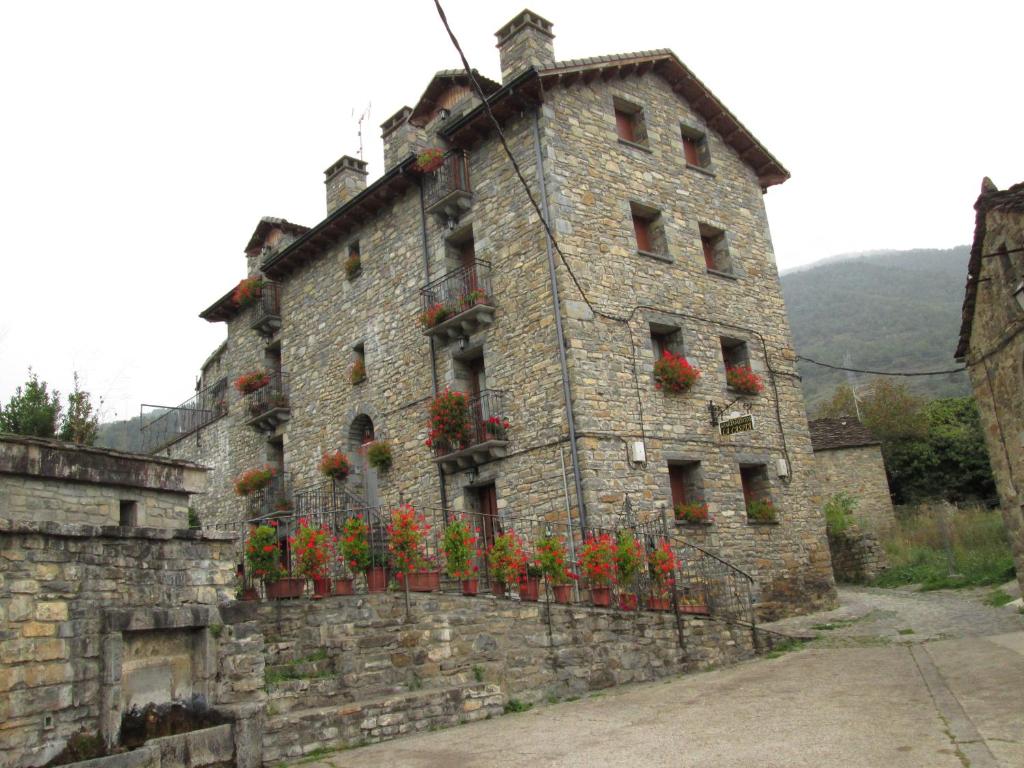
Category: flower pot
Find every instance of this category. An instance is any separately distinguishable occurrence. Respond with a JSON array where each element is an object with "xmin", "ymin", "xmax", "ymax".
[
  {"xmin": 407, "ymin": 570, "xmax": 441, "ymax": 593},
  {"xmin": 518, "ymin": 576, "xmax": 540, "ymax": 602},
  {"xmin": 312, "ymin": 577, "xmax": 332, "ymax": 598},
  {"xmin": 492, "ymin": 581, "xmax": 506, "ymax": 598},
  {"xmin": 552, "ymin": 584, "xmax": 573, "ymax": 604},
  {"xmin": 590, "ymin": 586, "xmax": 612, "ymax": 607},
  {"xmin": 366, "ymin": 566, "xmax": 388, "ymax": 593},
  {"xmin": 618, "ymin": 593, "xmax": 638, "ymax": 612},
  {"xmin": 333, "ymin": 577, "xmax": 354, "ymax": 596},
  {"xmin": 240, "ymin": 588, "xmax": 259, "ymax": 602},
  {"xmin": 679, "ymin": 603, "xmax": 710, "ymax": 616},
  {"xmin": 461, "ymin": 578, "xmax": 479, "ymax": 596},
  {"xmin": 646, "ymin": 596, "xmax": 672, "ymax": 612},
  {"xmin": 265, "ymin": 577, "xmax": 304, "ymax": 600}
]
